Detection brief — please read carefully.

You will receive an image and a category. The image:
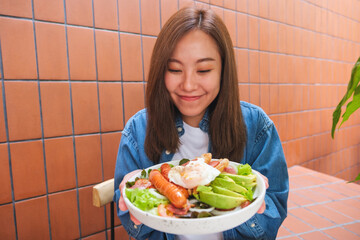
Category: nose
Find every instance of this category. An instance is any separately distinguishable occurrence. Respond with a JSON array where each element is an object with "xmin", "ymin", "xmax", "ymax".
[{"xmin": 181, "ymin": 71, "xmax": 197, "ymax": 91}]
